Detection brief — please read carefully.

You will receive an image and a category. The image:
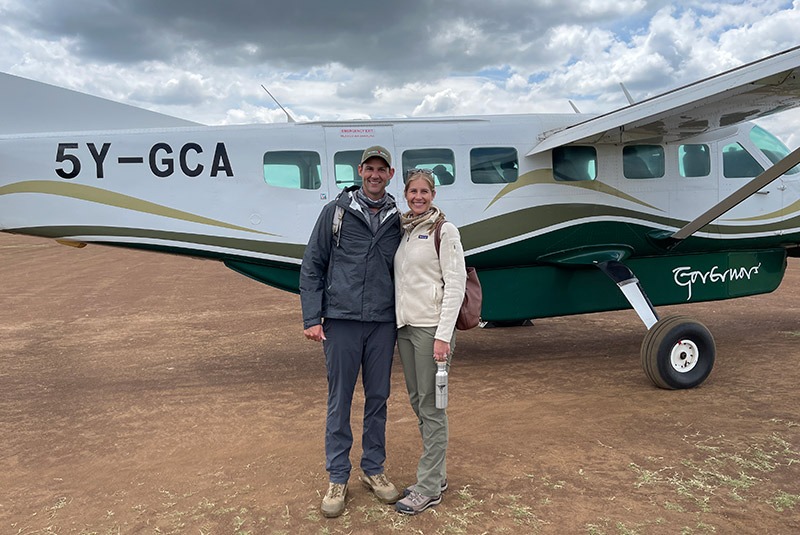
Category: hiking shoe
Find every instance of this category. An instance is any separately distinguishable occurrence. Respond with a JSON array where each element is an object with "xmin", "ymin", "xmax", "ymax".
[
  {"xmin": 359, "ymin": 472, "xmax": 401, "ymax": 504},
  {"xmin": 395, "ymin": 489, "xmax": 442, "ymax": 515},
  {"xmin": 403, "ymin": 479, "xmax": 448, "ymax": 497},
  {"xmin": 321, "ymin": 482, "xmax": 347, "ymax": 518}
]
